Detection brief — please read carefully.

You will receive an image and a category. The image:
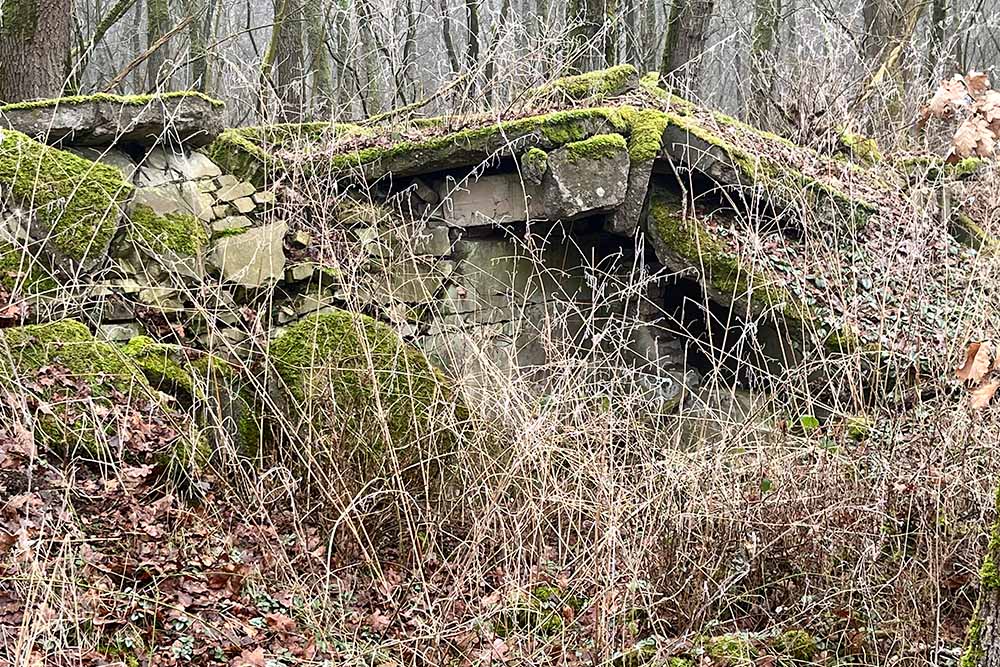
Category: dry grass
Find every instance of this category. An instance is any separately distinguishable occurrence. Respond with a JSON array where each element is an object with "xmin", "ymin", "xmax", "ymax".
[{"xmin": 1, "ymin": 121, "xmax": 999, "ymax": 667}]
